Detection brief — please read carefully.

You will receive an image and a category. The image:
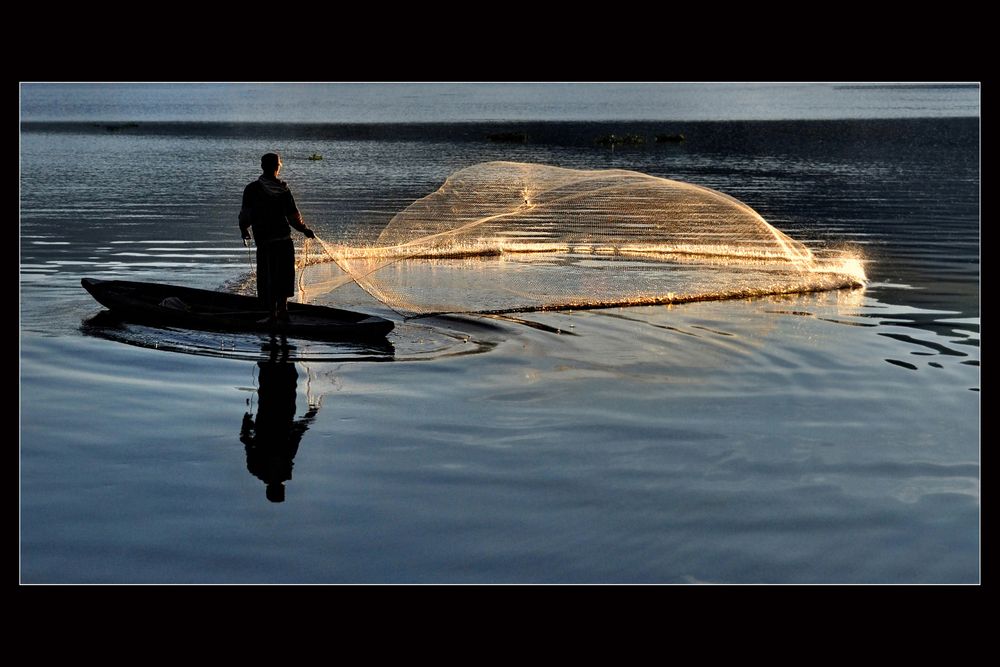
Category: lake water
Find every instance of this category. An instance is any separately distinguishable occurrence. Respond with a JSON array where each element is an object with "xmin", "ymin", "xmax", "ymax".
[{"xmin": 20, "ymin": 83, "xmax": 979, "ymax": 583}]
